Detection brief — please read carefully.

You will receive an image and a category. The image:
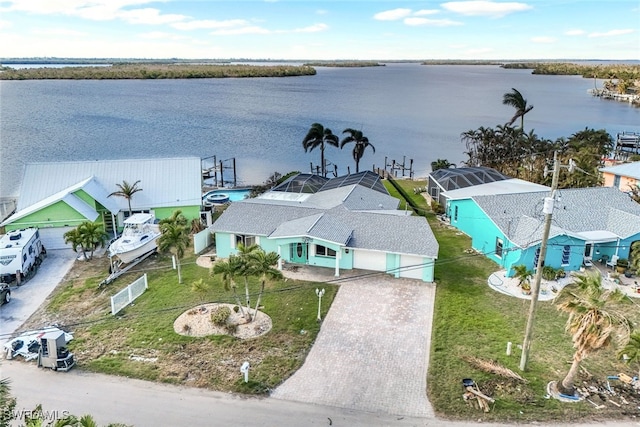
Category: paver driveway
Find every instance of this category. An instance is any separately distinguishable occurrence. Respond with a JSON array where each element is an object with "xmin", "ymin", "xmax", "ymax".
[{"xmin": 272, "ymin": 271, "xmax": 436, "ymax": 417}]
